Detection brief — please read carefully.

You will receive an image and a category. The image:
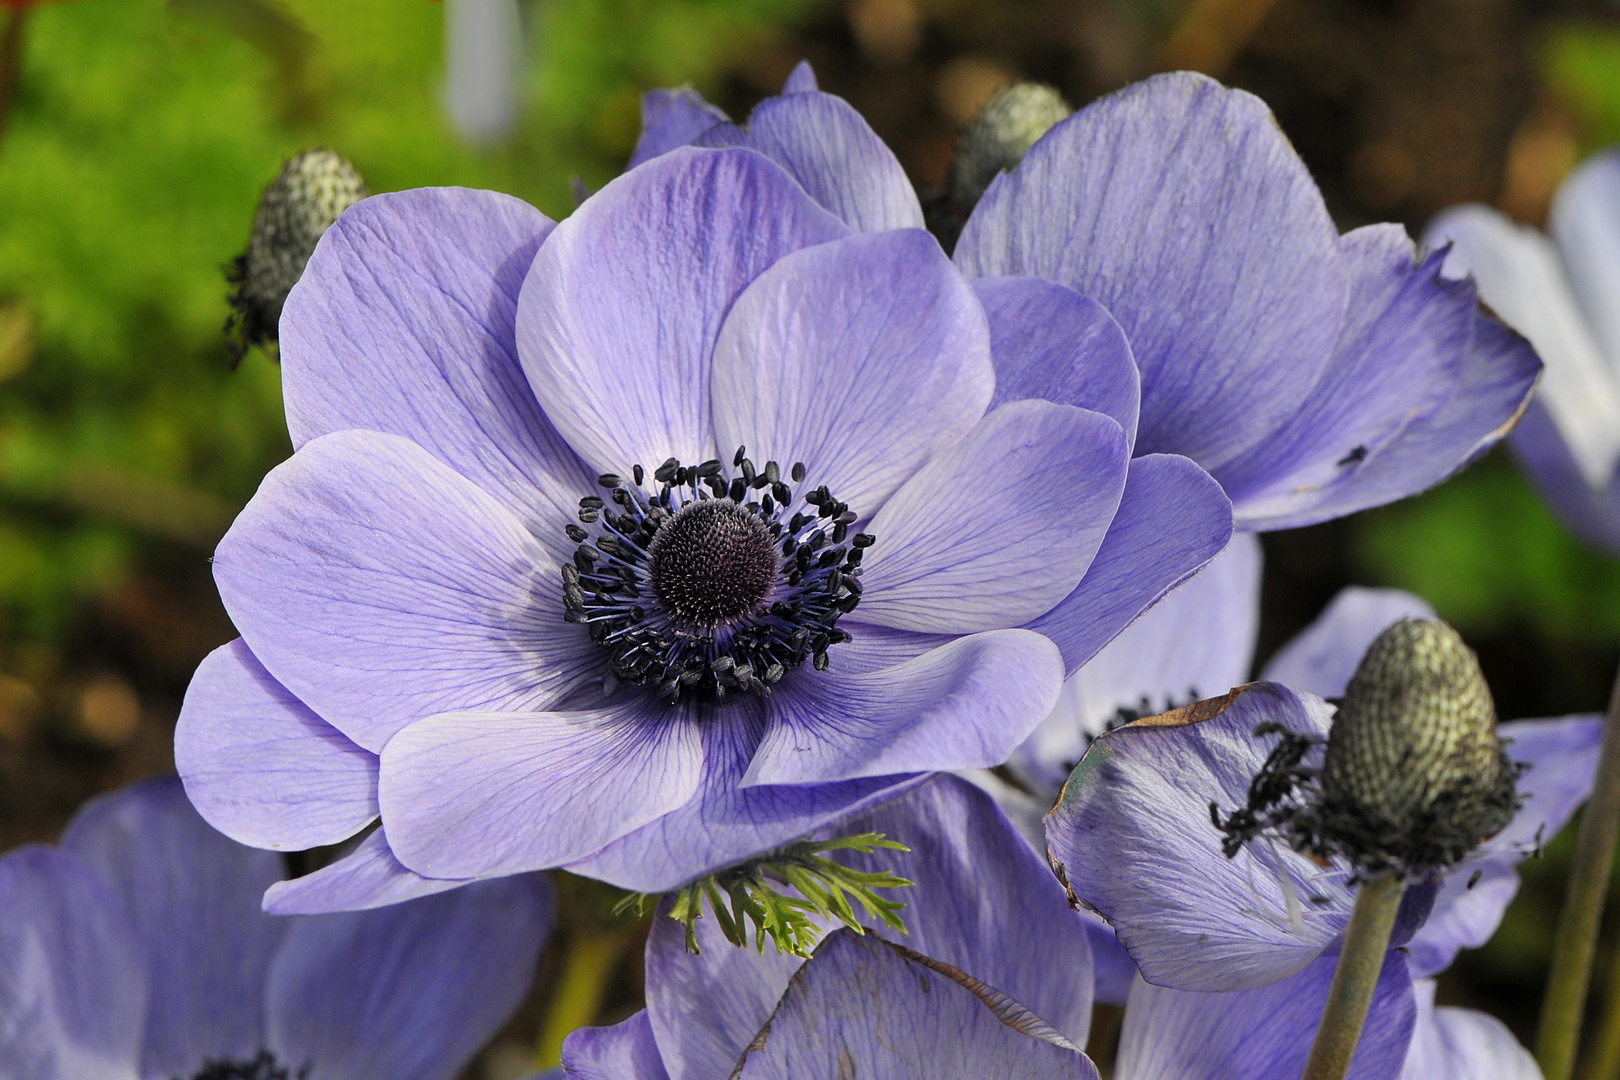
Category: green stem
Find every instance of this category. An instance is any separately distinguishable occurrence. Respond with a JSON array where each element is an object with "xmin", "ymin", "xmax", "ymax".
[
  {"xmin": 1589, "ymin": 945, "xmax": 1620, "ymax": 1080},
  {"xmin": 1538, "ymin": 660, "xmax": 1620, "ymax": 1080},
  {"xmin": 532, "ymin": 927, "xmax": 634, "ymax": 1071},
  {"xmin": 1301, "ymin": 874, "xmax": 1405, "ymax": 1080}
]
